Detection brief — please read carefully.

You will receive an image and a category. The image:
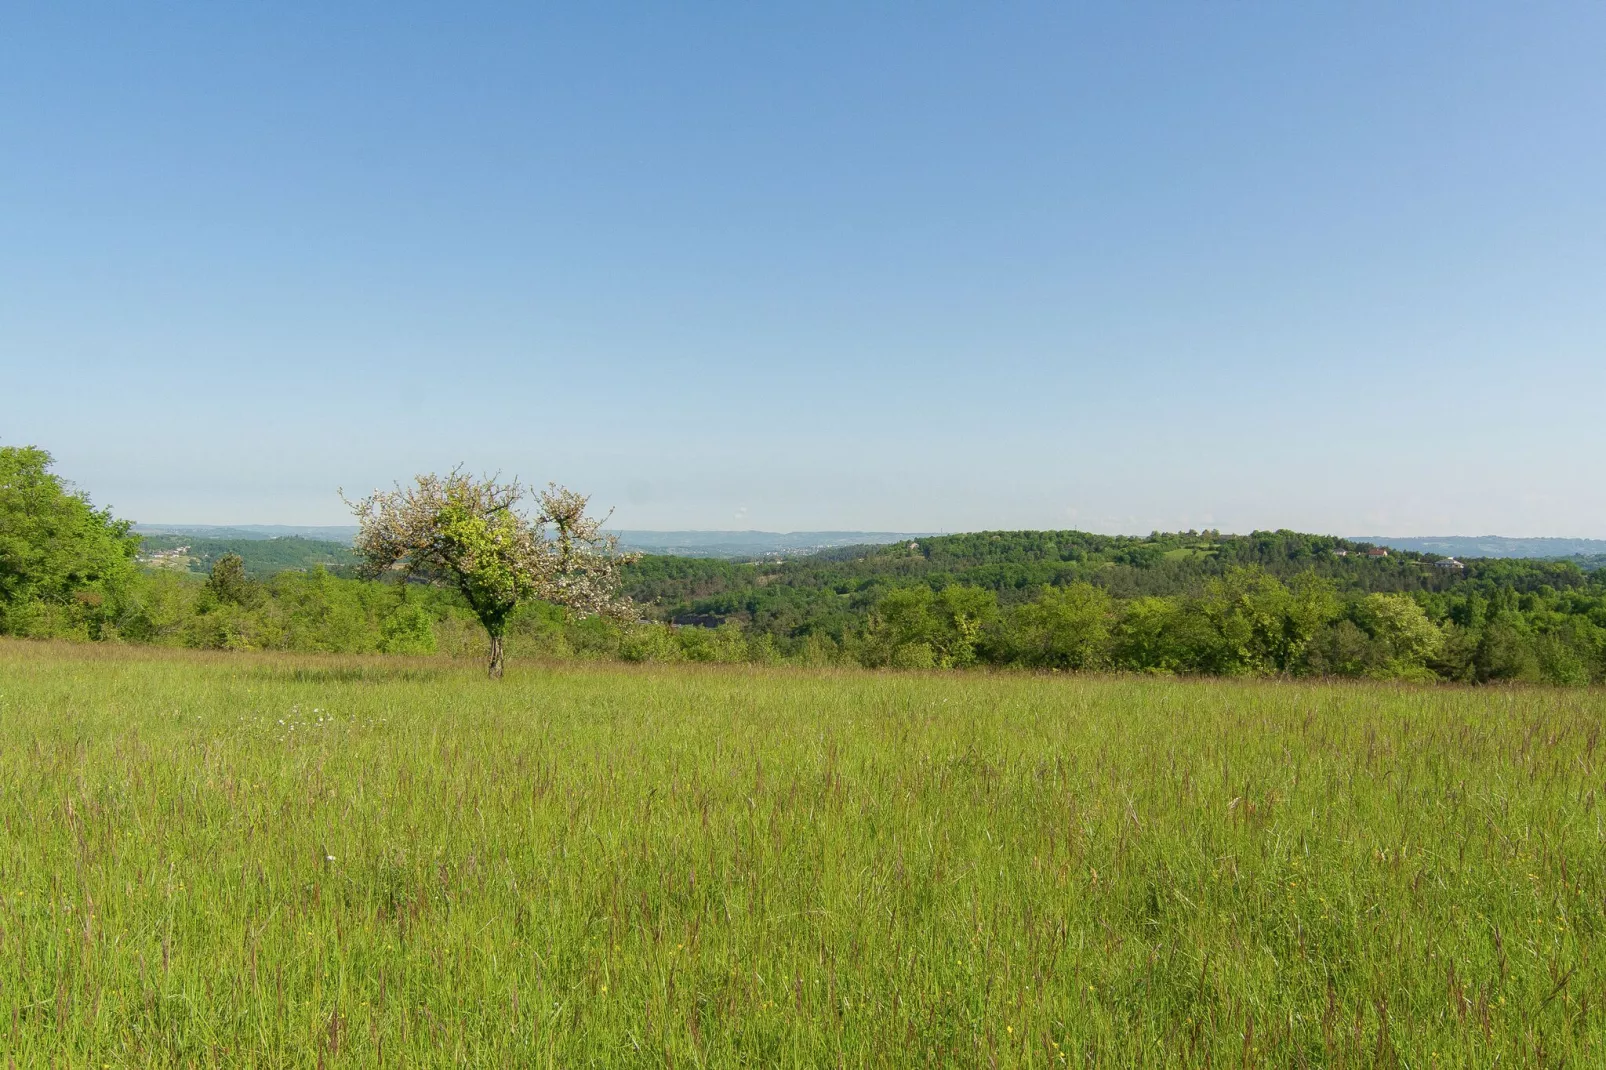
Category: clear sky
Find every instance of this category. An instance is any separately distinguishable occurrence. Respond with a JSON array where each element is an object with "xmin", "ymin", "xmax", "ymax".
[{"xmin": 2, "ymin": 4, "xmax": 1603, "ymax": 535}]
